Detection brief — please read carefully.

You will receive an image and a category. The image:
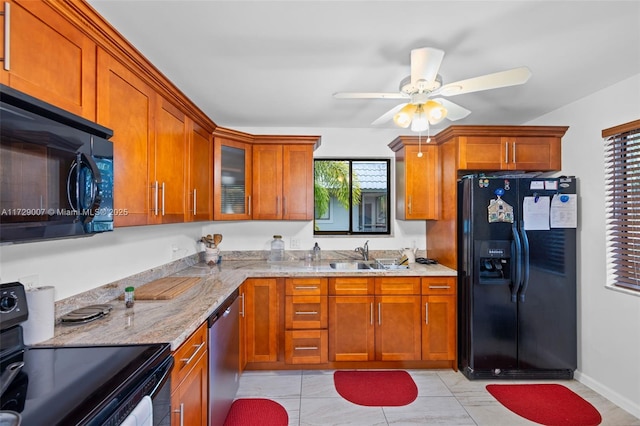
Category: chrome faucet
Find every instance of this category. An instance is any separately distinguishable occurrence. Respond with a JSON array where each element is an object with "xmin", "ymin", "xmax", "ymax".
[{"xmin": 355, "ymin": 240, "xmax": 369, "ymax": 261}]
